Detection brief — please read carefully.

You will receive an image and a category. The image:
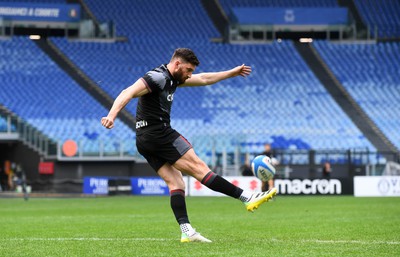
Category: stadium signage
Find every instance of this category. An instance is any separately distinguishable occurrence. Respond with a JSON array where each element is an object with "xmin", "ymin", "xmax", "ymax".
[
  {"xmin": 354, "ymin": 176, "xmax": 400, "ymax": 197},
  {"xmin": 0, "ymin": 2, "xmax": 81, "ymax": 22},
  {"xmin": 83, "ymin": 177, "xmax": 109, "ymax": 195},
  {"xmin": 188, "ymin": 176, "xmax": 261, "ymax": 196},
  {"xmin": 131, "ymin": 177, "xmax": 170, "ymax": 195},
  {"xmin": 83, "ymin": 177, "xmax": 354, "ymax": 196},
  {"xmin": 108, "ymin": 178, "xmax": 132, "ymax": 195},
  {"xmin": 275, "ymin": 179, "xmax": 342, "ymax": 195},
  {"xmin": 231, "ymin": 7, "xmax": 348, "ymax": 25},
  {"xmin": 84, "ymin": 177, "xmax": 171, "ymax": 195}
]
